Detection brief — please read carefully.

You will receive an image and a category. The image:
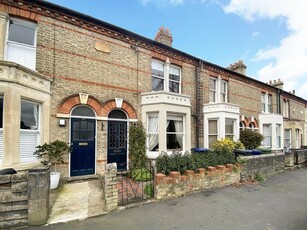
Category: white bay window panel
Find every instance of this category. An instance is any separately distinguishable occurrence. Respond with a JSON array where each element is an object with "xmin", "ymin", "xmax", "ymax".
[
  {"xmin": 7, "ymin": 42, "xmax": 36, "ymax": 70},
  {"xmin": 148, "ymin": 115, "xmax": 159, "ymax": 151},
  {"xmin": 208, "ymin": 119, "xmax": 218, "ymax": 148},
  {"xmin": 225, "ymin": 119, "xmax": 235, "ymax": 140},
  {"xmin": 0, "ymin": 130, "xmax": 3, "ymax": 166},
  {"xmin": 19, "ymin": 131, "xmax": 39, "ymax": 163},
  {"xmin": 276, "ymin": 124, "xmax": 281, "ymax": 148},
  {"xmin": 263, "ymin": 124, "xmax": 272, "ymax": 148},
  {"xmin": 284, "ymin": 129, "xmax": 291, "ymax": 147},
  {"xmin": 167, "ymin": 115, "xmax": 184, "ymax": 151}
]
